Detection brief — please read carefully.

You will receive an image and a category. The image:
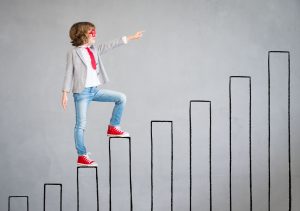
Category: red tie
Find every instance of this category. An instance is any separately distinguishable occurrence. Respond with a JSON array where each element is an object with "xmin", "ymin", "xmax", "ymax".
[{"xmin": 85, "ymin": 47, "xmax": 96, "ymax": 70}]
